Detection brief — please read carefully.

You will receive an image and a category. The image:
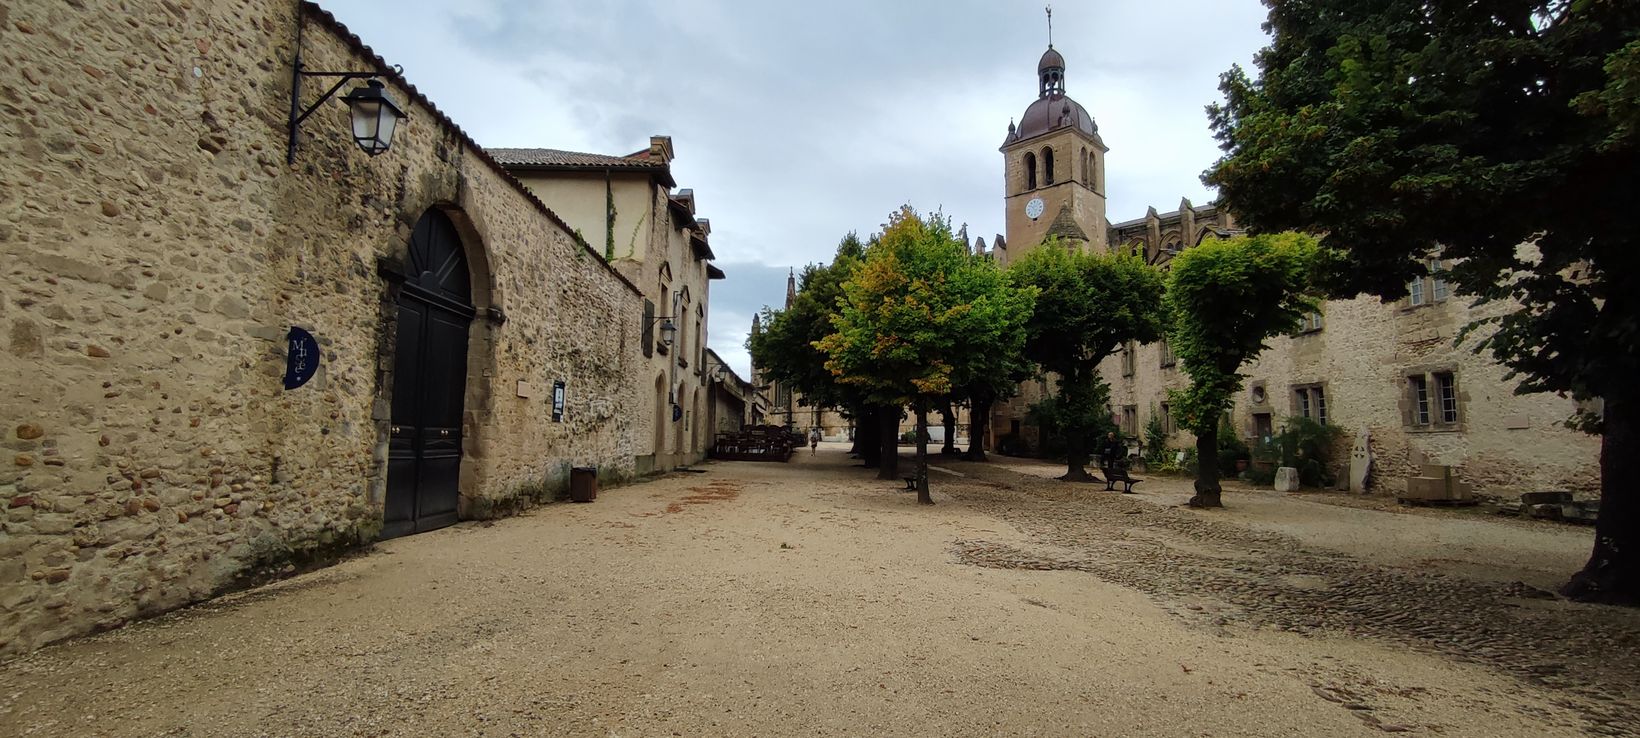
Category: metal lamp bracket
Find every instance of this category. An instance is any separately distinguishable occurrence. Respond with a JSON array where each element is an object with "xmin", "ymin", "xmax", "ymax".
[{"xmin": 286, "ymin": 38, "xmax": 403, "ymax": 164}]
